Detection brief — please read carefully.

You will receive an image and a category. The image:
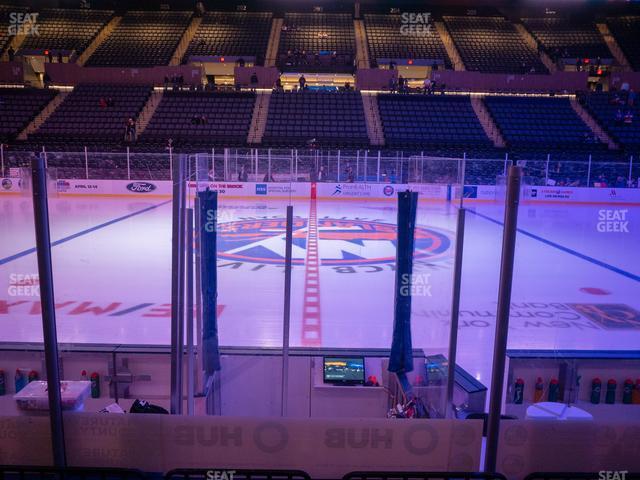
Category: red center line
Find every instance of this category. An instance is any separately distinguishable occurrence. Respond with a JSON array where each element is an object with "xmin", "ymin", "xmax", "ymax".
[{"xmin": 301, "ymin": 183, "xmax": 321, "ymax": 346}]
